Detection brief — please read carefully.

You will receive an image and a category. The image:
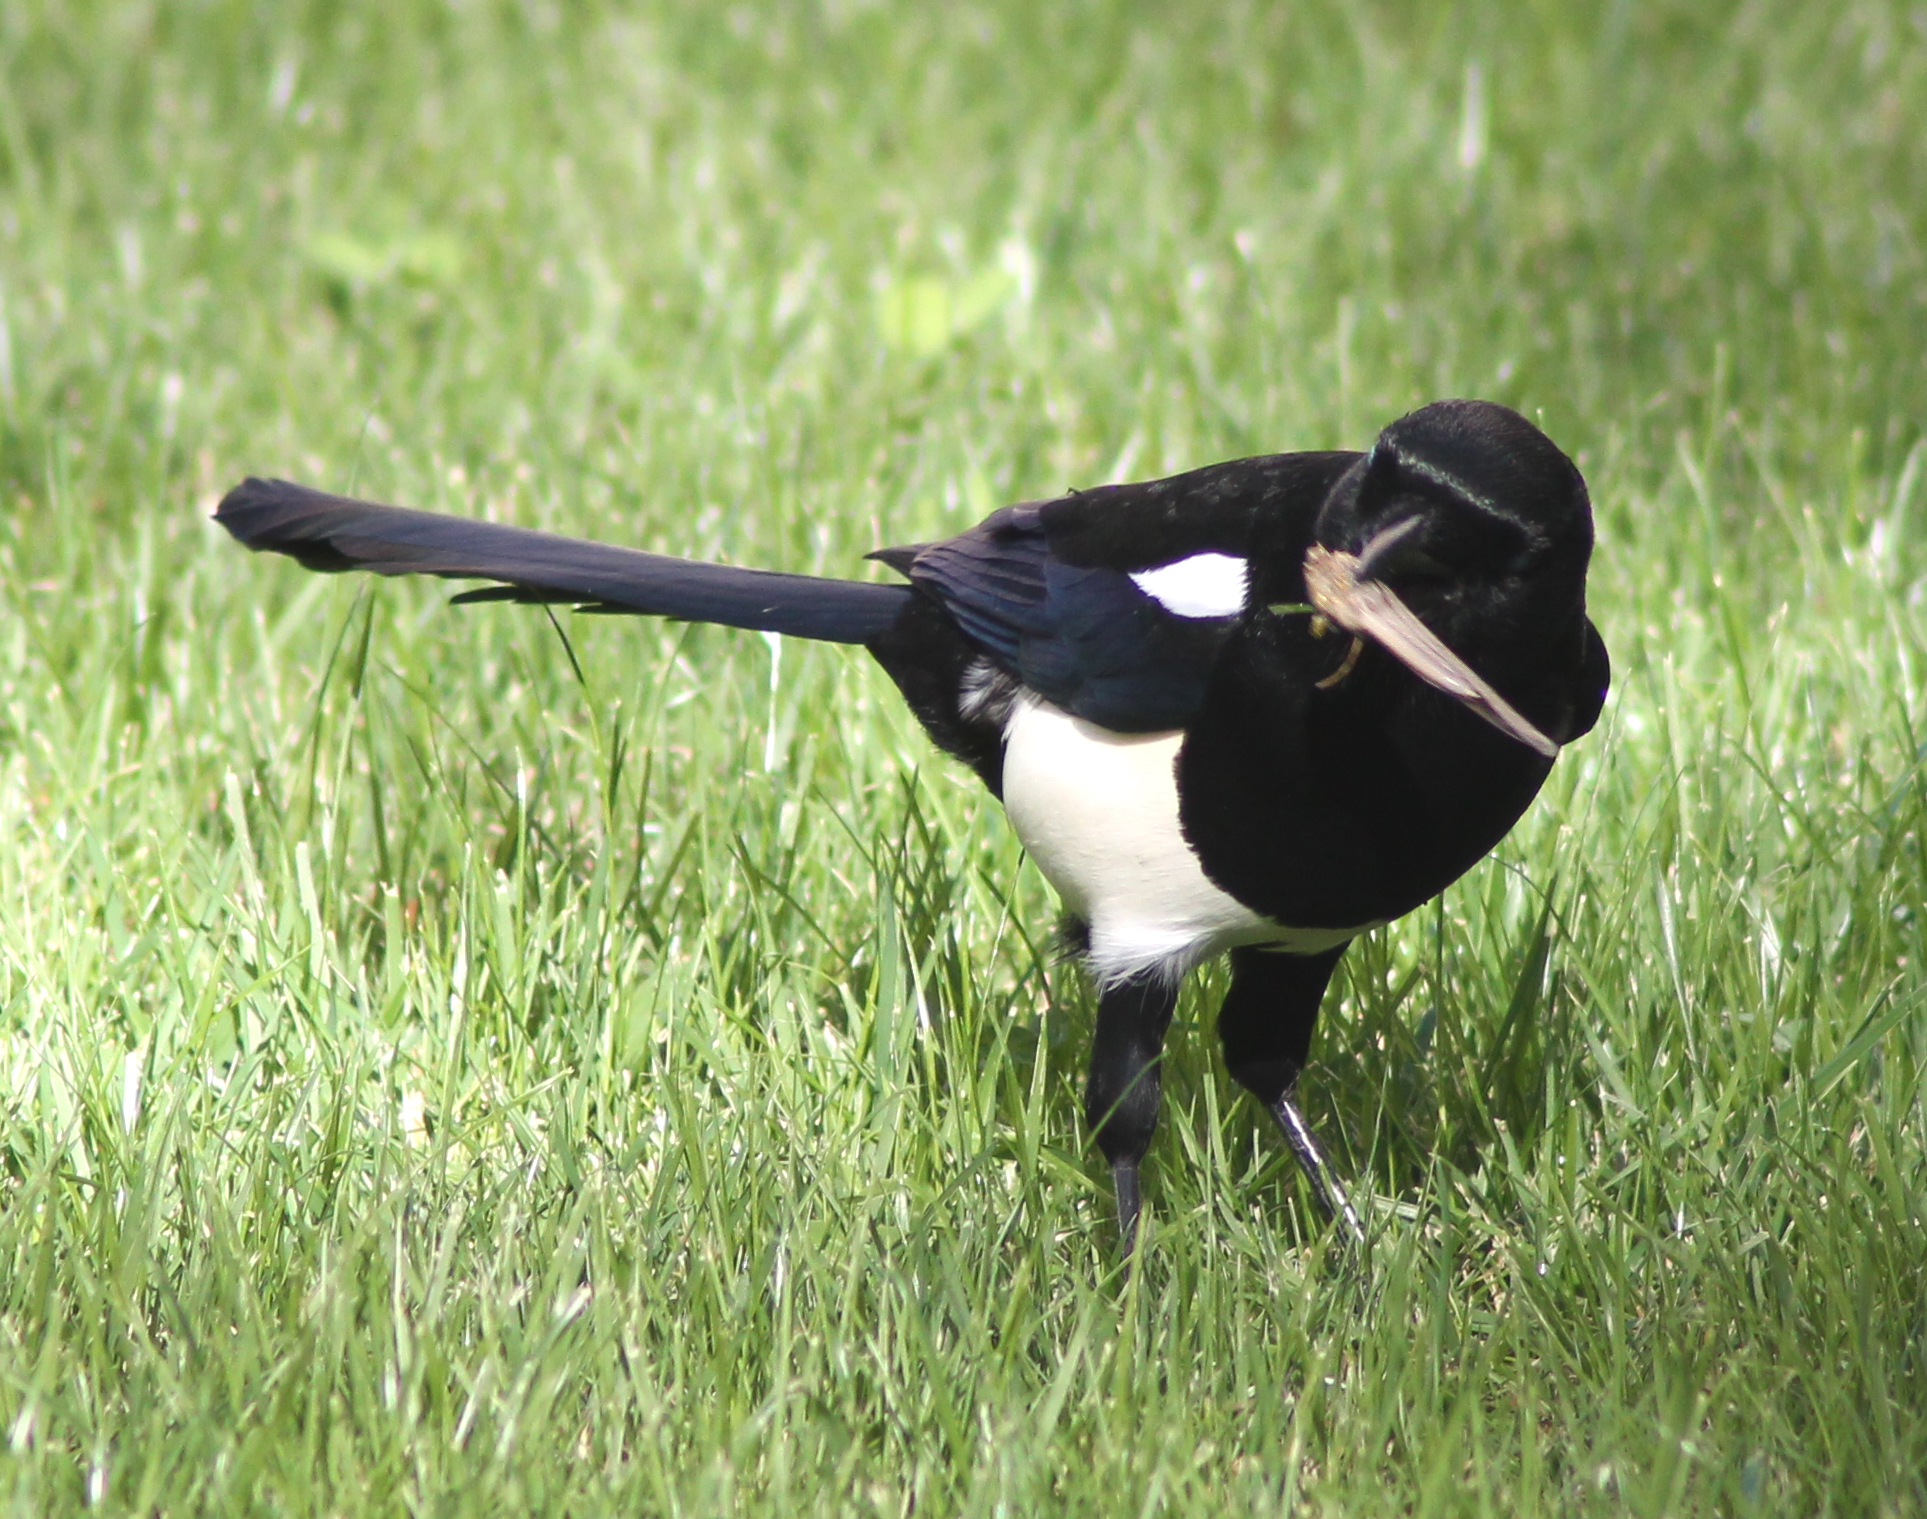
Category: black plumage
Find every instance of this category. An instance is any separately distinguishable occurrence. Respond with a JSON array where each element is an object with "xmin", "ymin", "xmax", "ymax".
[
  {"xmin": 217, "ymin": 398, "xmax": 1608, "ymax": 1250},
  {"xmin": 213, "ymin": 476, "xmax": 911, "ymax": 642}
]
